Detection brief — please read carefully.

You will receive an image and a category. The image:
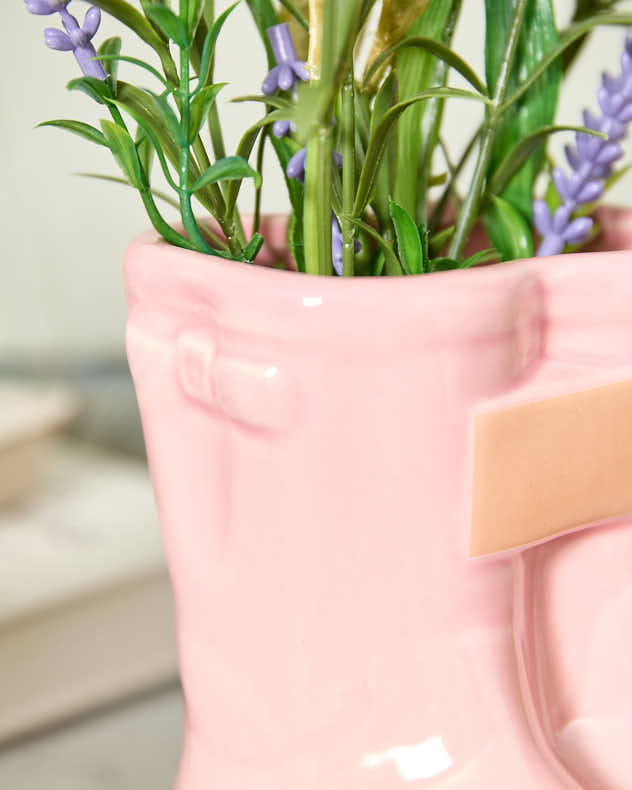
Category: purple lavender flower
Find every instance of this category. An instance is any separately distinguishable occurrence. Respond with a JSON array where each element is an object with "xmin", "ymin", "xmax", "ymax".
[
  {"xmin": 286, "ymin": 147, "xmax": 343, "ymax": 183},
  {"xmin": 262, "ymin": 24, "xmax": 308, "ymax": 95},
  {"xmin": 273, "ymin": 119, "xmax": 296, "ymax": 139},
  {"xmin": 24, "ymin": 0, "xmax": 69, "ymax": 14},
  {"xmin": 534, "ymin": 35, "xmax": 632, "ymax": 256},
  {"xmin": 43, "ymin": 6, "xmax": 107, "ymax": 79},
  {"xmin": 331, "ymin": 214, "xmax": 361, "ymax": 276}
]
